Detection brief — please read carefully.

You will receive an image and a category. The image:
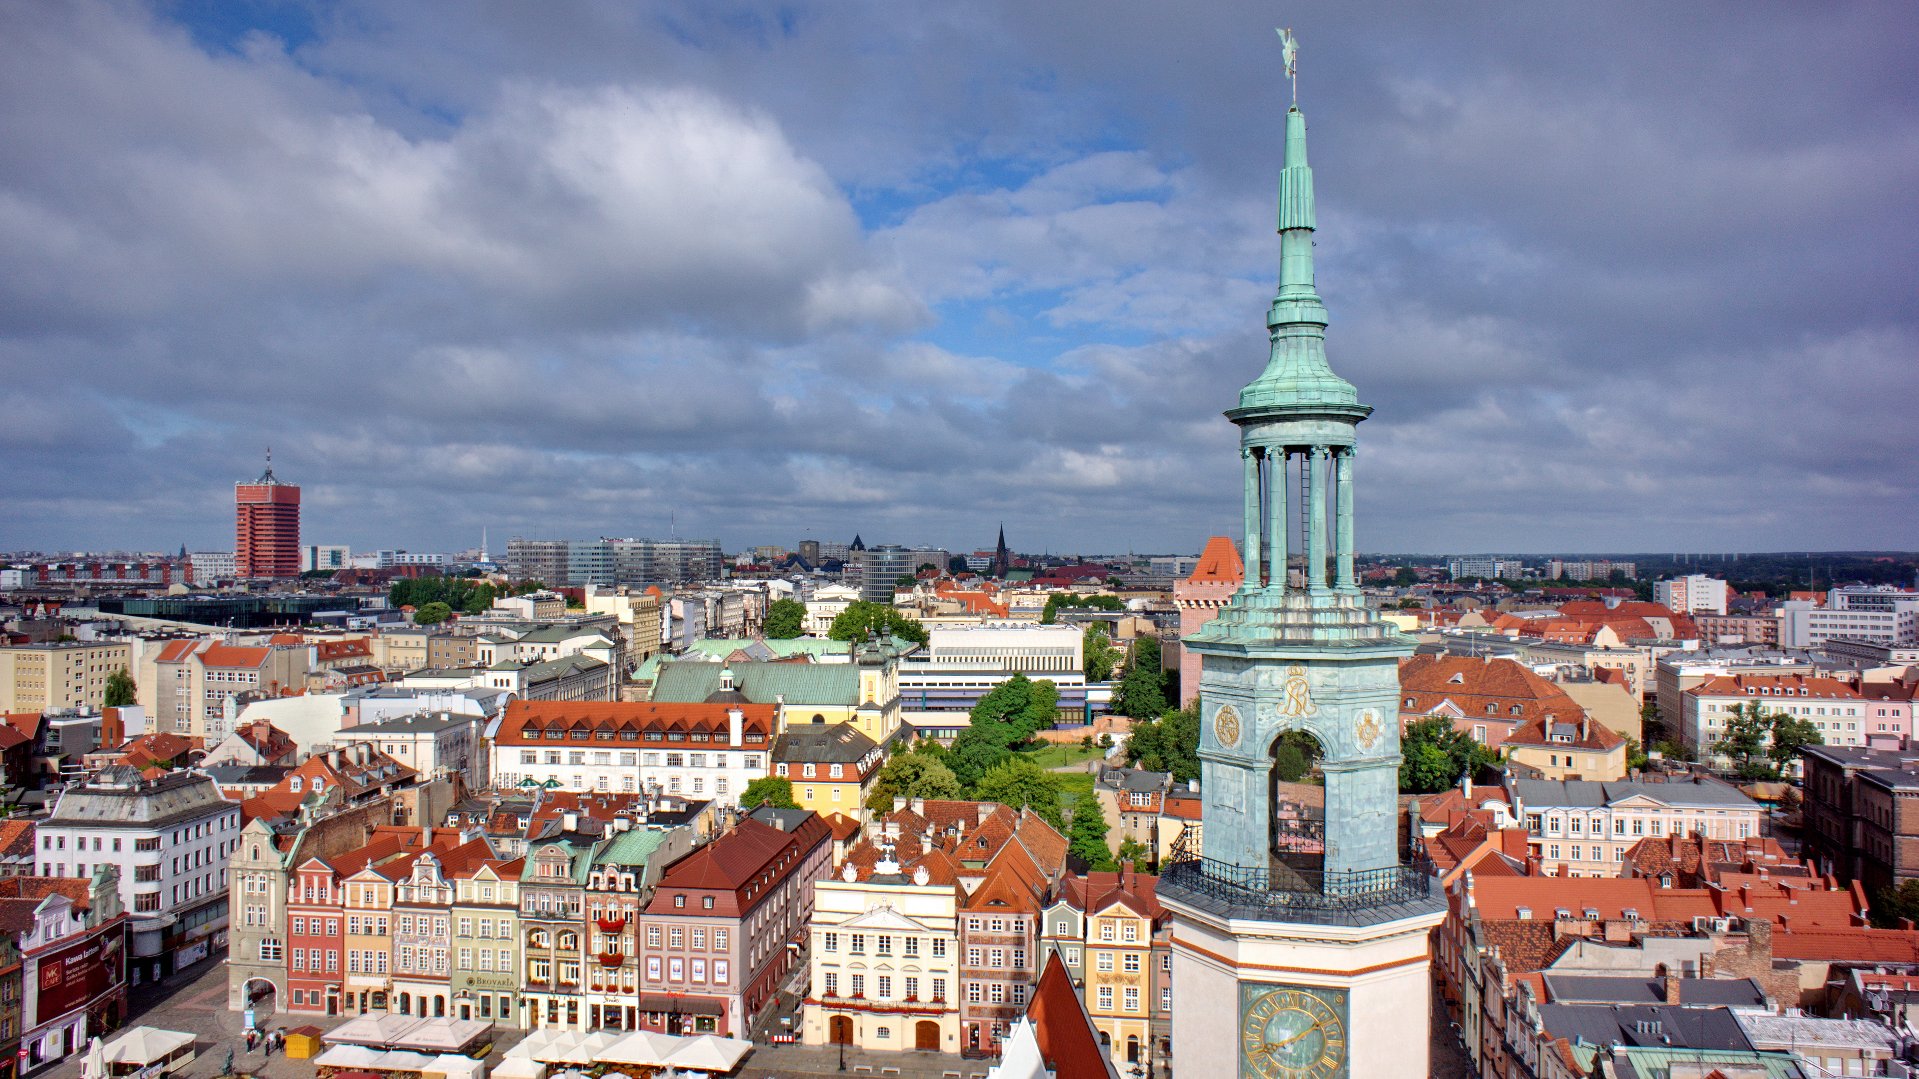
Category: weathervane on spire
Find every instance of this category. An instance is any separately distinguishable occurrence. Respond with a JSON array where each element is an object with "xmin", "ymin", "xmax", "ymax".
[{"xmin": 1278, "ymin": 27, "xmax": 1299, "ymax": 105}]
